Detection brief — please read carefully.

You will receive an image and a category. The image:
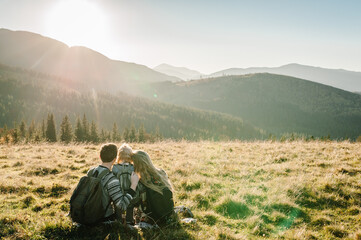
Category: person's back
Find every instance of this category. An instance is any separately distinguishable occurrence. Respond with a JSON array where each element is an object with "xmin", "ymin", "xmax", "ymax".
[
  {"xmin": 87, "ymin": 165, "xmax": 131, "ymax": 220},
  {"xmin": 142, "ymin": 168, "xmax": 174, "ymax": 225},
  {"xmin": 69, "ymin": 143, "xmax": 139, "ymax": 225}
]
